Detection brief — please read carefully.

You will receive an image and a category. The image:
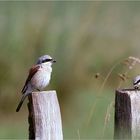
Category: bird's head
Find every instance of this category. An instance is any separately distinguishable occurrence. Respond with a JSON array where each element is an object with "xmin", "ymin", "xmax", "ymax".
[
  {"xmin": 36, "ymin": 55, "xmax": 56, "ymax": 66},
  {"xmin": 133, "ymin": 75, "xmax": 140, "ymax": 89}
]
